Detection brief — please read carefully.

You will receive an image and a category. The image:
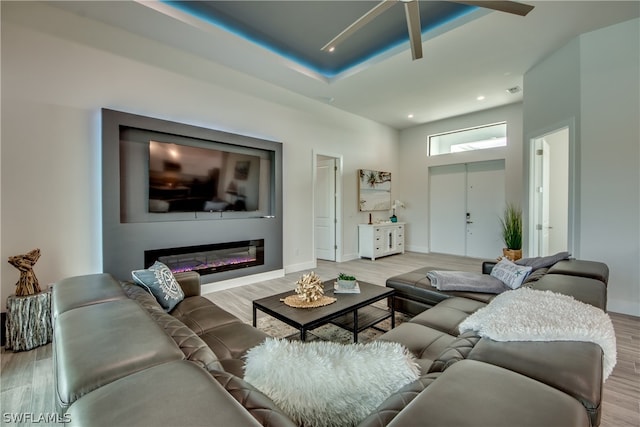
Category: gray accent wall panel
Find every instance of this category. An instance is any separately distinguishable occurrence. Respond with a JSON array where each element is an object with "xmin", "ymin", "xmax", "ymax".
[{"xmin": 101, "ymin": 109, "xmax": 283, "ymax": 283}]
